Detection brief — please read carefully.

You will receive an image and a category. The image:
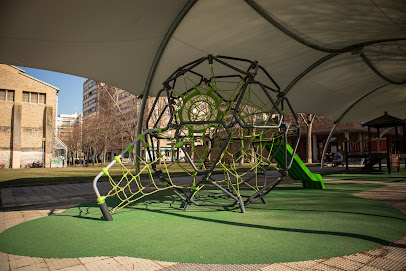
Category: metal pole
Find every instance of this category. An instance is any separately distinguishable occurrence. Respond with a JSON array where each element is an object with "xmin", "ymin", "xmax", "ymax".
[
  {"xmin": 320, "ymin": 84, "xmax": 390, "ymax": 169},
  {"xmin": 134, "ymin": 0, "xmax": 198, "ymax": 172},
  {"xmin": 321, "ymin": 123, "xmax": 338, "ymax": 169}
]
